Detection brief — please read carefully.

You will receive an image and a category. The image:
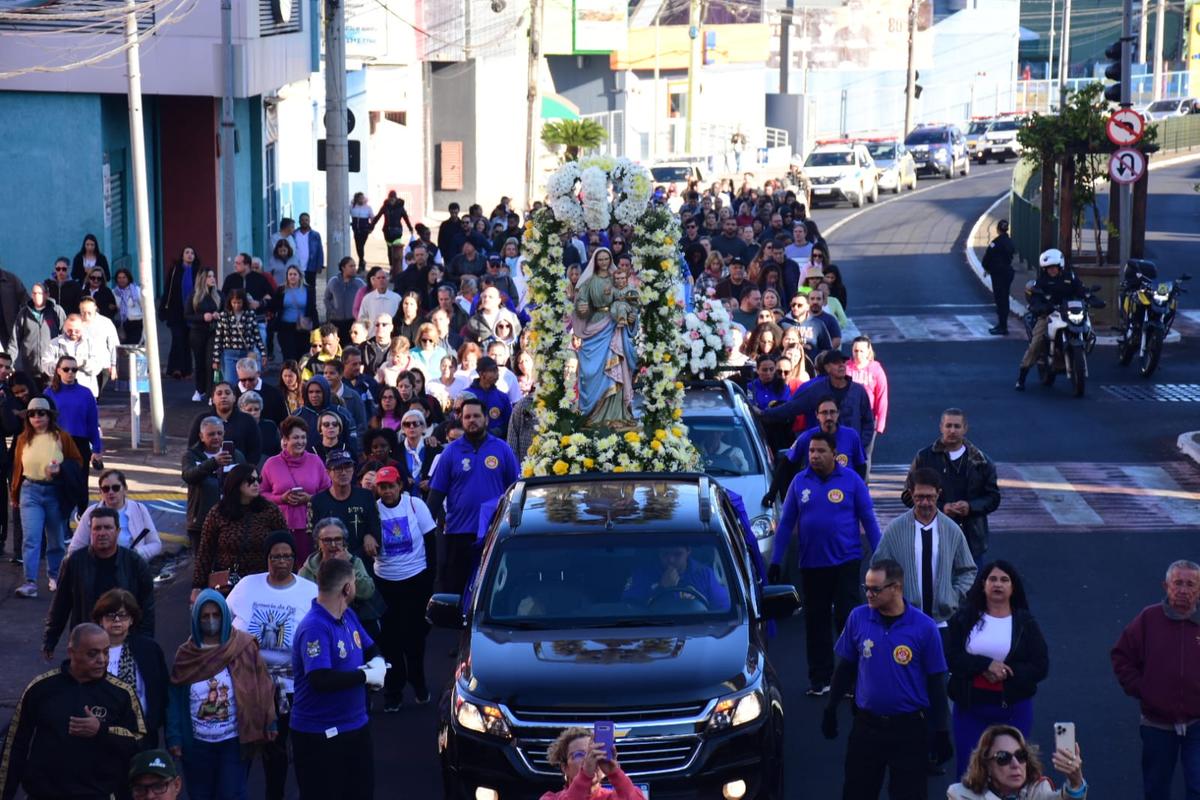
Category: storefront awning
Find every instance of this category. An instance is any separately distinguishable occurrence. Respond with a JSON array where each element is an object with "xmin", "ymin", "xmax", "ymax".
[{"xmin": 541, "ymin": 93, "xmax": 580, "ymax": 120}]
